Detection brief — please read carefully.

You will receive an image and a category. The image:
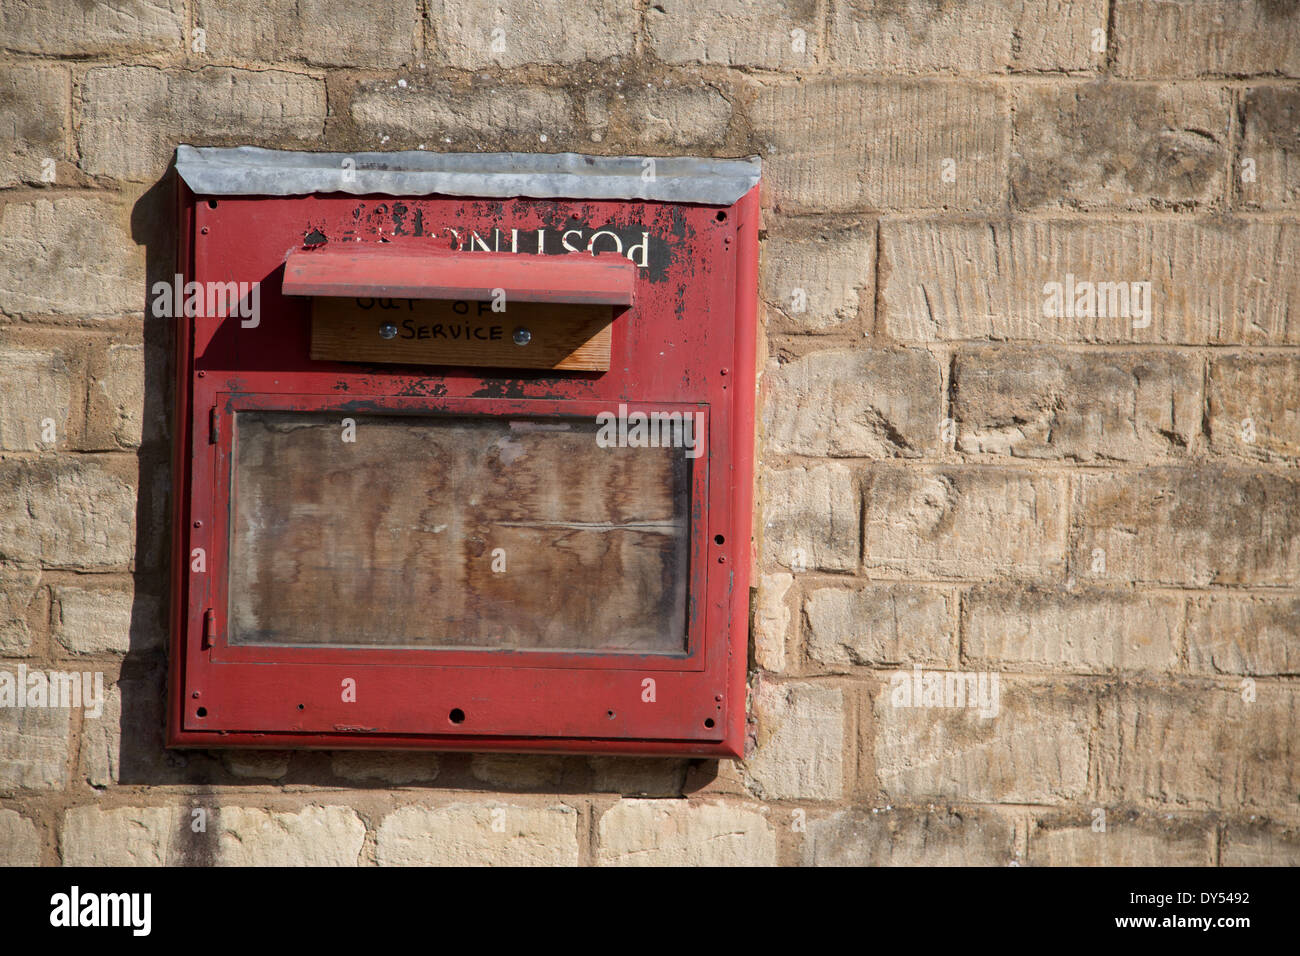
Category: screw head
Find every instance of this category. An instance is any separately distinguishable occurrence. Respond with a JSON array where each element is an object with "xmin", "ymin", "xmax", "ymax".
[
  {"xmin": 513, "ymin": 327, "xmax": 532, "ymax": 346},
  {"xmin": 379, "ymin": 323, "xmax": 398, "ymax": 340}
]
